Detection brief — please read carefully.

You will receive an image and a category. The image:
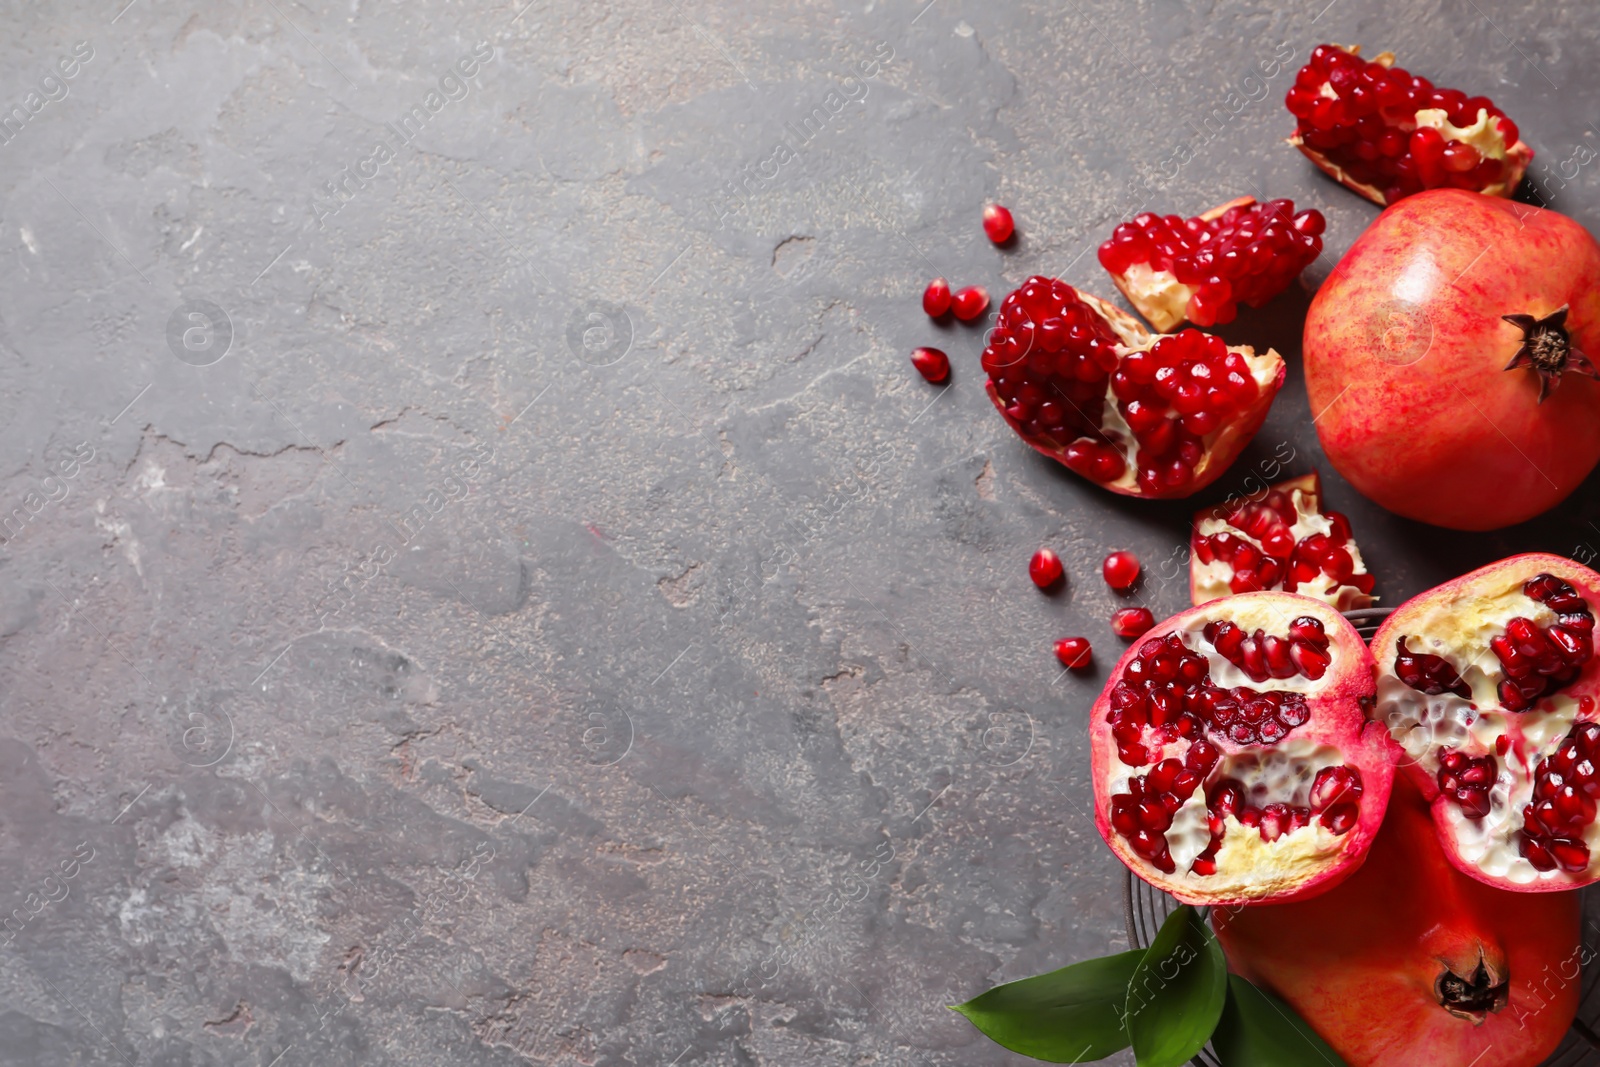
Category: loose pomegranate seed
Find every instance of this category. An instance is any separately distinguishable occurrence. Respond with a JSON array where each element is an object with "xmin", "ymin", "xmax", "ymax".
[
  {"xmin": 1029, "ymin": 548, "xmax": 1063, "ymax": 589},
  {"xmin": 922, "ymin": 277, "xmax": 952, "ymax": 317},
  {"xmin": 1287, "ymin": 44, "xmax": 1531, "ymax": 205},
  {"xmin": 1105, "ymin": 627, "xmax": 1364, "ymax": 876},
  {"xmin": 1394, "ymin": 637, "xmax": 1470, "ymax": 698},
  {"xmin": 1102, "ymin": 550, "xmax": 1140, "ymax": 591},
  {"xmin": 1190, "ymin": 475, "xmax": 1375, "ymax": 608},
  {"xmin": 952, "ymin": 286, "xmax": 989, "ymax": 321},
  {"xmin": 1055, "ymin": 636, "xmax": 1093, "ymax": 670},
  {"xmin": 1110, "ymin": 607, "xmax": 1155, "ymax": 638},
  {"xmin": 910, "ymin": 346, "xmax": 950, "ymax": 384},
  {"xmin": 1489, "ymin": 574, "xmax": 1594, "ymax": 712},
  {"xmin": 1099, "ymin": 197, "xmax": 1322, "ymax": 330},
  {"xmin": 983, "ymin": 204, "xmax": 1015, "ymax": 243},
  {"xmin": 1521, "ymin": 720, "xmax": 1600, "ymax": 872}
]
